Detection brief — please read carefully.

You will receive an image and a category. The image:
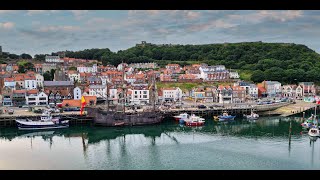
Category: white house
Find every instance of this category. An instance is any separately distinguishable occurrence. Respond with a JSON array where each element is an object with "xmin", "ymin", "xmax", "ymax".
[
  {"xmin": 25, "ymin": 91, "xmax": 48, "ymax": 106},
  {"xmin": 4, "ymin": 78, "xmax": 15, "ymax": 90},
  {"xmin": 161, "ymin": 87, "xmax": 182, "ymax": 102},
  {"xmin": 282, "ymin": 85, "xmax": 303, "ymax": 99},
  {"xmin": 263, "ymin": 81, "xmax": 282, "ymax": 97},
  {"xmin": 249, "ymin": 84, "xmax": 258, "ymax": 99},
  {"xmin": 73, "ymin": 87, "xmax": 82, "ymax": 100},
  {"xmin": 68, "ymin": 71, "xmax": 80, "ymax": 82},
  {"xmin": 35, "ymin": 73, "xmax": 44, "ymax": 88},
  {"xmin": 129, "ymin": 86, "xmax": 149, "ymax": 105},
  {"xmin": 45, "ymin": 56, "xmax": 63, "ymax": 63},
  {"xmin": 89, "ymin": 85, "xmax": 107, "ymax": 98},
  {"xmin": 77, "ymin": 64, "xmax": 98, "ymax": 73},
  {"xmin": 25, "ymin": 76, "xmax": 37, "ymax": 90},
  {"xmin": 229, "ymin": 71, "xmax": 240, "ymax": 79}
]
